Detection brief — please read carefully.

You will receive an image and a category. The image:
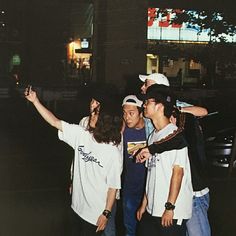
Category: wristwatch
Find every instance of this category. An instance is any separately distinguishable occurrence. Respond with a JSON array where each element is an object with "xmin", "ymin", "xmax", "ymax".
[
  {"xmin": 102, "ymin": 209, "xmax": 112, "ymax": 219},
  {"xmin": 165, "ymin": 202, "xmax": 175, "ymax": 210}
]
